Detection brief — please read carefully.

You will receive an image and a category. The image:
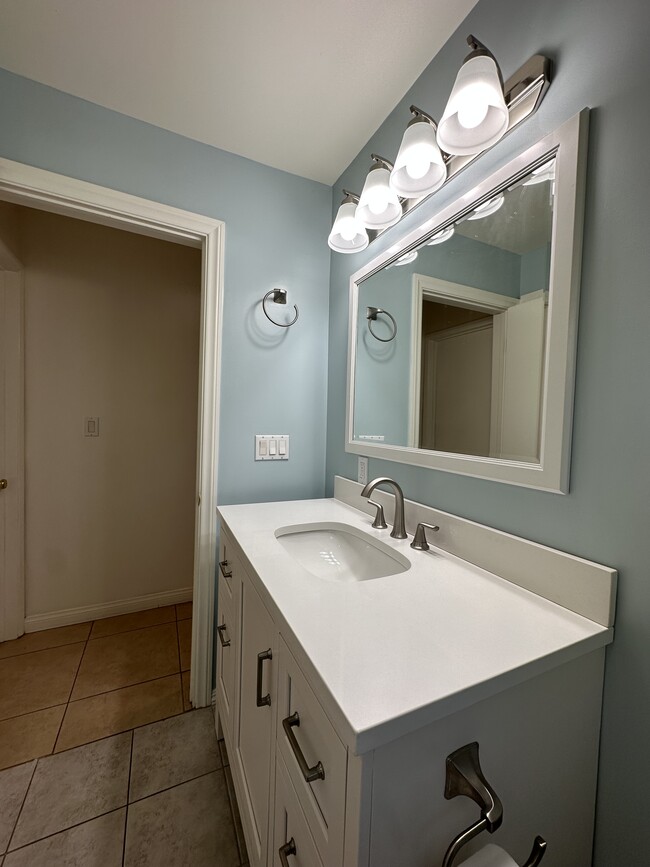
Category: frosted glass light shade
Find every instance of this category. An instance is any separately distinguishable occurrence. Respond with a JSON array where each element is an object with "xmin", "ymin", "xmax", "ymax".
[
  {"xmin": 436, "ymin": 54, "xmax": 509, "ymax": 156},
  {"xmin": 390, "ymin": 119, "xmax": 447, "ymax": 198},
  {"xmin": 427, "ymin": 225, "xmax": 455, "ymax": 245},
  {"xmin": 467, "ymin": 193, "xmax": 504, "ymax": 220},
  {"xmin": 328, "ymin": 201, "xmax": 369, "ymax": 253},
  {"xmin": 356, "ymin": 166, "xmax": 402, "ymax": 230}
]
